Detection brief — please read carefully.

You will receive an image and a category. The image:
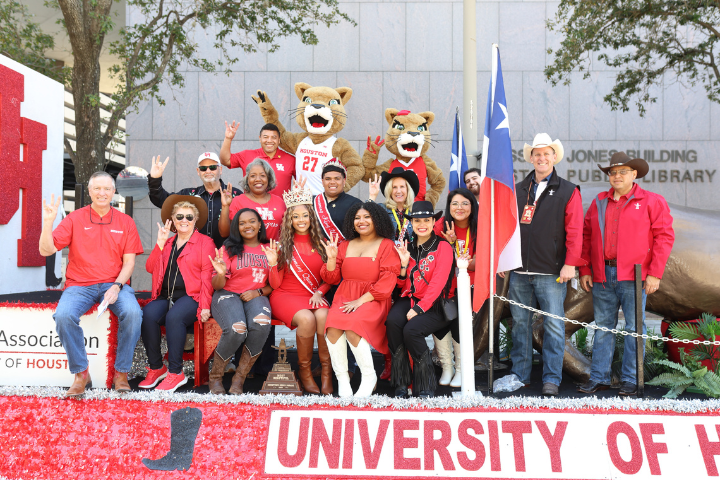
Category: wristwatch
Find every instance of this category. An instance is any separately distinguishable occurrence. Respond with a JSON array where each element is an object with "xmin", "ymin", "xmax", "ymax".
[
  {"xmin": 257, "ymin": 288, "xmax": 263, "ymax": 297},
  {"xmin": 113, "ymin": 282, "xmax": 124, "ymax": 290}
]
